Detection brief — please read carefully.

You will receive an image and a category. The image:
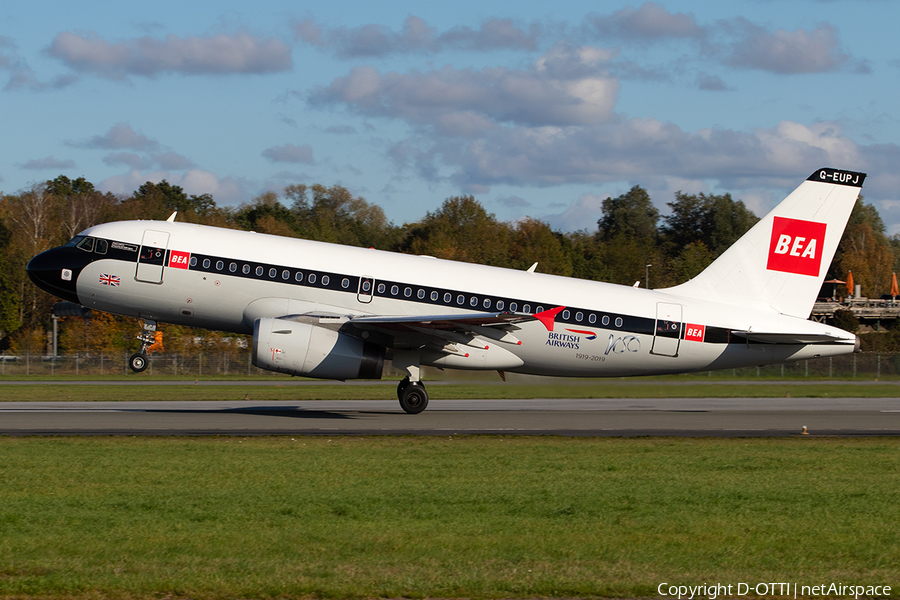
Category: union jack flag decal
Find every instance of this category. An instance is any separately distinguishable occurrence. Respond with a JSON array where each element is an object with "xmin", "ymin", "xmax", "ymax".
[{"xmin": 99, "ymin": 273, "xmax": 120, "ymax": 287}]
